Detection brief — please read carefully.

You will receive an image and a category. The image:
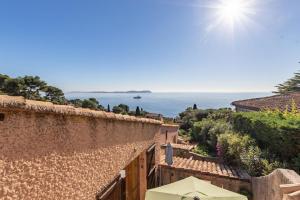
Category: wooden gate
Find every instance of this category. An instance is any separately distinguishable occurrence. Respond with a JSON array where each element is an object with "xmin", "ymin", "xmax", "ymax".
[
  {"xmin": 96, "ymin": 175, "xmax": 125, "ymax": 200},
  {"xmin": 146, "ymin": 144, "xmax": 156, "ymax": 189},
  {"xmin": 125, "ymin": 157, "xmax": 140, "ymax": 200}
]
